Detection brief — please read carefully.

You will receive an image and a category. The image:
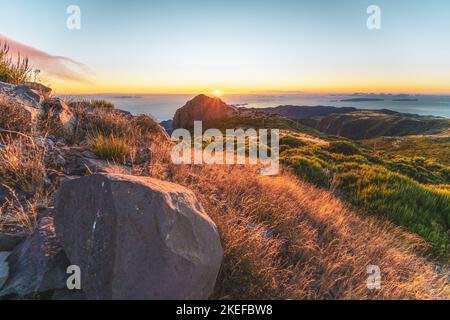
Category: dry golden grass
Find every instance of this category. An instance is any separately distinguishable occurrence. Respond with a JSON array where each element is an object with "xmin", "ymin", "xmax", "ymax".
[
  {"xmin": 89, "ymin": 132, "xmax": 130, "ymax": 162},
  {"xmin": 0, "ymin": 185, "xmax": 38, "ymax": 234},
  {"xmin": 0, "ymin": 133, "xmax": 47, "ymax": 196},
  {"xmin": 0, "ymin": 134, "xmax": 51, "ymax": 233},
  {"xmin": 157, "ymin": 162, "xmax": 449, "ymax": 300}
]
